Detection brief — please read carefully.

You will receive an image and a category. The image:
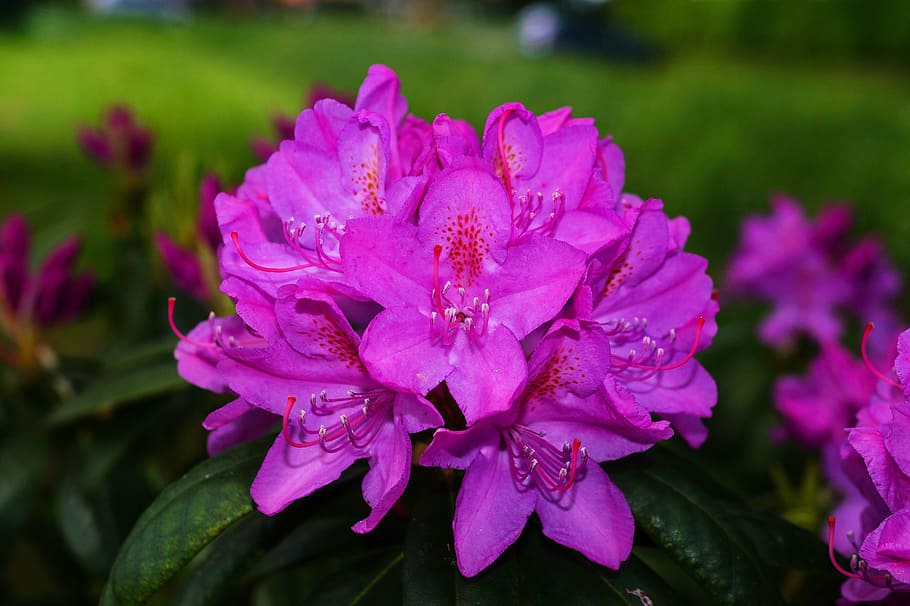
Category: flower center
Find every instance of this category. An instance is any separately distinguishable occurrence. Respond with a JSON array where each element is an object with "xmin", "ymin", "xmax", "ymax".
[
  {"xmin": 282, "ymin": 389, "xmax": 392, "ymax": 453},
  {"xmin": 503, "ymin": 424, "xmax": 586, "ymax": 493},
  {"xmin": 430, "ymin": 245, "xmax": 491, "ymax": 344}
]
